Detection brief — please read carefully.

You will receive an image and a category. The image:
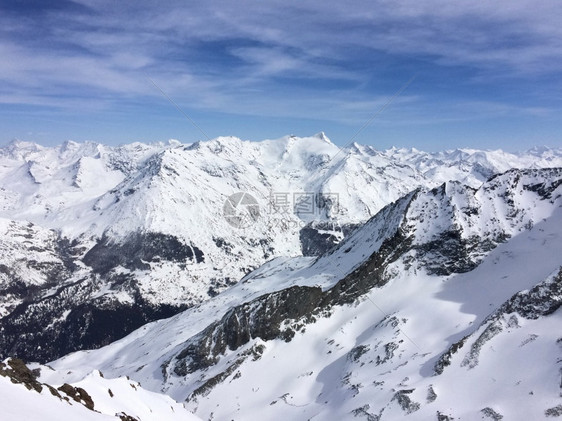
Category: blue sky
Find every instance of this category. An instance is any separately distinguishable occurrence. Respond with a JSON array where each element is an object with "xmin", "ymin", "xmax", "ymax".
[{"xmin": 1, "ymin": 0, "xmax": 561, "ymax": 151}]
